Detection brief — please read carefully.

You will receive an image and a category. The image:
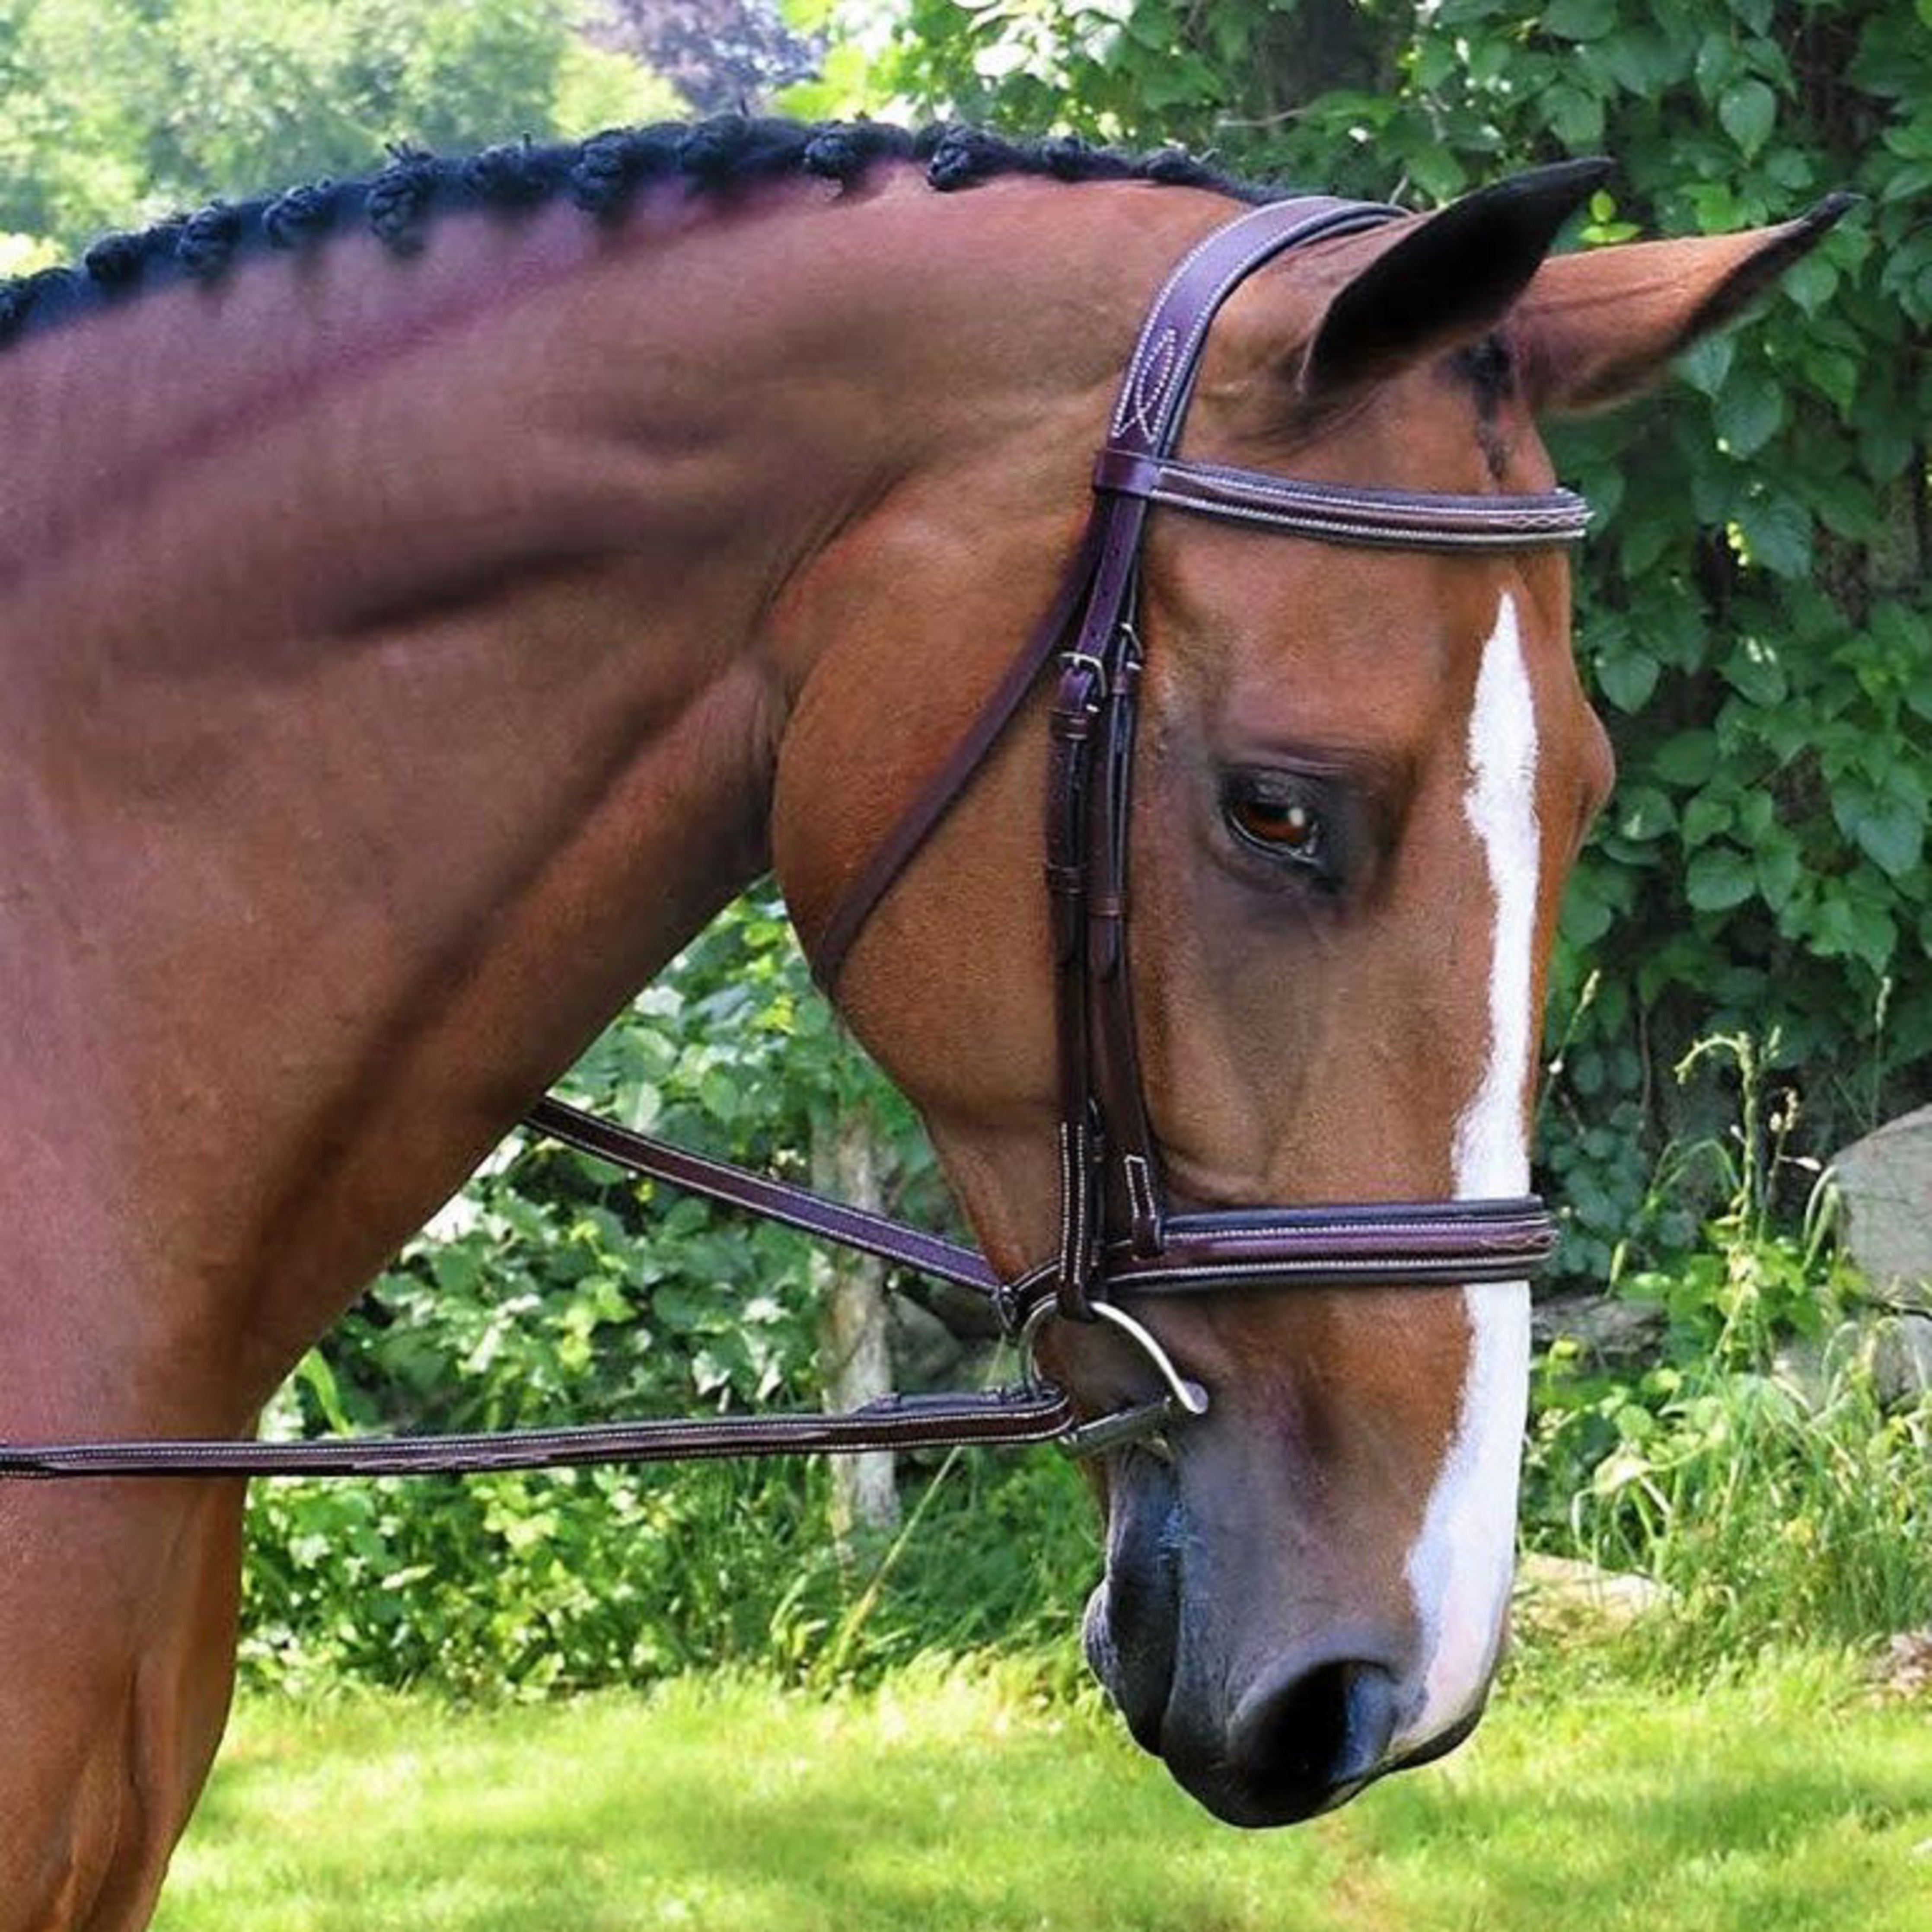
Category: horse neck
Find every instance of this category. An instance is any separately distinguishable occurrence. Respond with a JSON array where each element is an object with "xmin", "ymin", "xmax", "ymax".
[{"xmin": 0, "ymin": 171, "xmax": 1221, "ymax": 1421}]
